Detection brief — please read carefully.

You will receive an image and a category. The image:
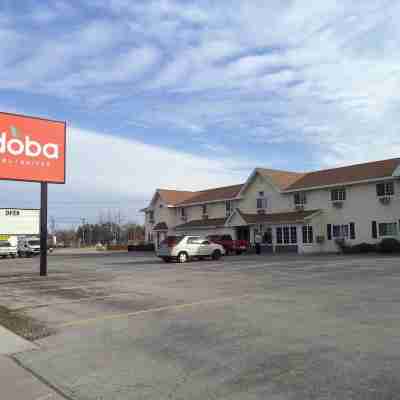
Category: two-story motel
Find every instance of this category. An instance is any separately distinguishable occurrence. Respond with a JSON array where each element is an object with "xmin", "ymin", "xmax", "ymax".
[{"xmin": 141, "ymin": 158, "xmax": 400, "ymax": 254}]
